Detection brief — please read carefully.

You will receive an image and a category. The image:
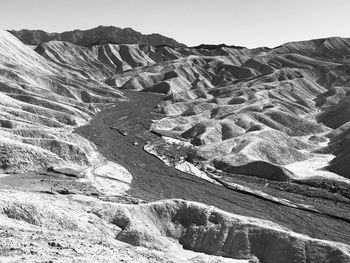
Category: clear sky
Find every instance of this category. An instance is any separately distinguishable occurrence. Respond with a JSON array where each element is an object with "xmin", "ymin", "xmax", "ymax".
[{"xmin": 1, "ymin": 0, "xmax": 349, "ymax": 48}]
